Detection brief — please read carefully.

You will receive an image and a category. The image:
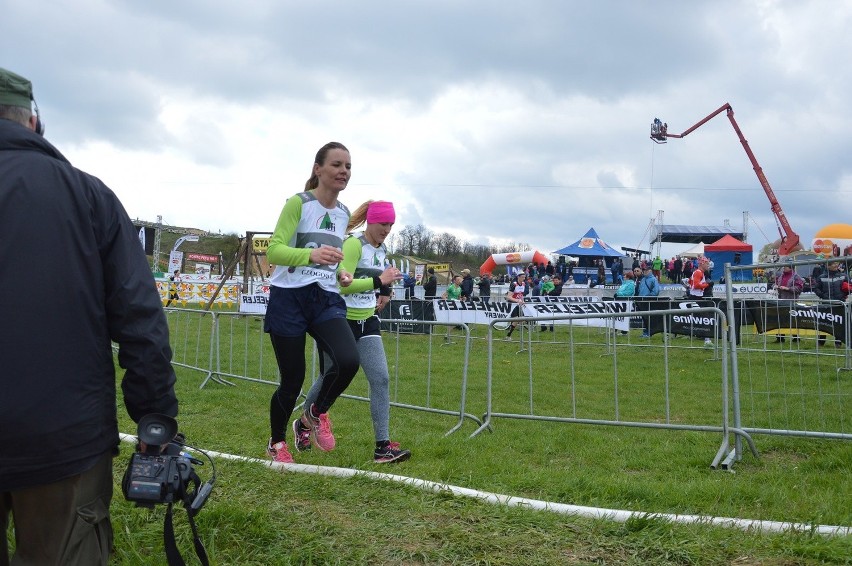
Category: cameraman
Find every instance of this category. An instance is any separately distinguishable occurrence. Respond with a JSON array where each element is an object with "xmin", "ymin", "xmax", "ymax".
[{"xmin": 0, "ymin": 68, "xmax": 179, "ymax": 565}]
